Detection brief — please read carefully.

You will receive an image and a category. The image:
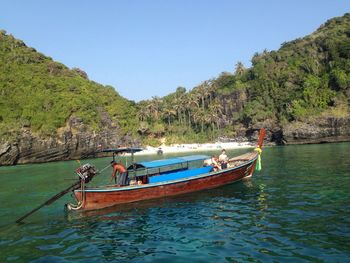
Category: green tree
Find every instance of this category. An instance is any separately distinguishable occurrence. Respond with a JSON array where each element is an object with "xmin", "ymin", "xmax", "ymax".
[
  {"xmin": 234, "ymin": 61, "xmax": 246, "ymax": 76},
  {"xmin": 162, "ymin": 105, "xmax": 176, "ymax": 126}
]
